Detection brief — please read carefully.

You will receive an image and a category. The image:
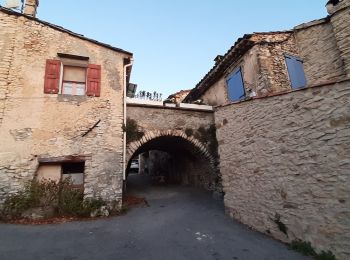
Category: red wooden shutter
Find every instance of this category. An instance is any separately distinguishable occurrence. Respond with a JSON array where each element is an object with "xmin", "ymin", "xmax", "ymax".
[
  {"xmin": 87, "ymin": 64, "xmax": 101, "ymax": 97},
  {"xmin": 44, "ymin": 59, "xmax": 61, "ymax": 94}
]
